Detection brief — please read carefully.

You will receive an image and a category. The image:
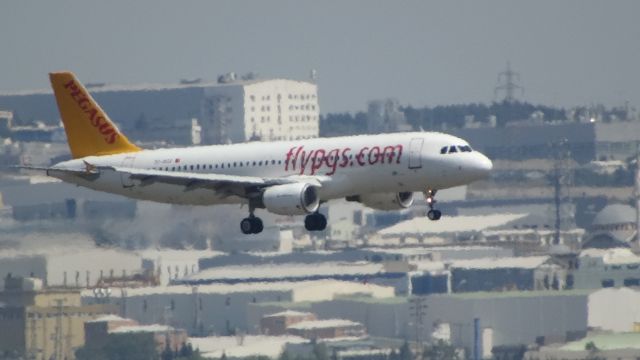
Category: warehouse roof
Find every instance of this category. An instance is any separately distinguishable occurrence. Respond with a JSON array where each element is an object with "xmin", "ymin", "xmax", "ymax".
[
  {"xmin": 81, "ymin": 279, "xmax": 394, "ymax": 299},
  {"xmin": 111, "ymin": 324, "xmax": 174, "ymax": 334},
  {"xmin": 263, "ymin": 310, "xmax": 314, "ymax": 318},
  {"xmin": 580, "ymin": 248, "xmax": 640, "ymax": 265},
  {"xmin": 190, "ymin": 335, "xmax": 307, "ymax": 359},
  {"xmin": 182, "ymin": 262, "xmax": 385, "ymax": 282},
  {"xmin": 560, "ymin": 332, "xmax": 640, "ymax": 351},
  {"xmin": 287, "ymin": 319, "xmax": 361, "ymax": 330},
  {"xmin": 450, "ymin": 256, "xmax": 549, "ymax": 270},
  {"xmin": 378, "ymin": 213, "xmax": 528, "ymax": 236}
]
